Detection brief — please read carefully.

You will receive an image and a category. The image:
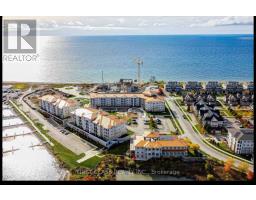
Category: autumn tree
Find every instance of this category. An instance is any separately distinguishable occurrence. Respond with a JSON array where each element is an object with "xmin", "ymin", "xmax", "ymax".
[
  {"xmin": 247, "ymin": 170, "xmax": 254, "ymax": 181},
  {"xmin": 224, "ymin": 158, "xmax": 234, "ymax": 173},
  {"xmin": 238, "ymin": 162, "xmax": 249, "ymax": 173},
  {"xmin": 189, "ymin": 143, "xmax": 200, "ymax": 152}
]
